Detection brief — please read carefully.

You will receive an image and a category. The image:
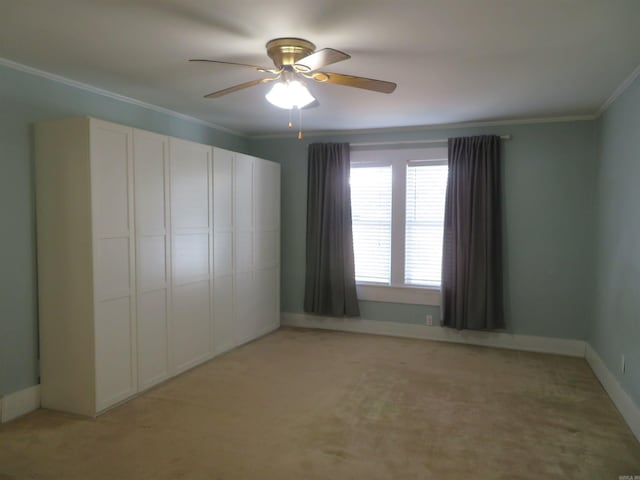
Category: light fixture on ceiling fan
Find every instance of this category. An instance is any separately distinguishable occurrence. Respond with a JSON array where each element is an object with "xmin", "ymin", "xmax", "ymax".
[
  {"xmin": 190, "ymin": 37, "xmax": 397, "ymax": 137},
  {"xmin": 265, "ymin": 76, "xmax": 315, "ymax": 110}
]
